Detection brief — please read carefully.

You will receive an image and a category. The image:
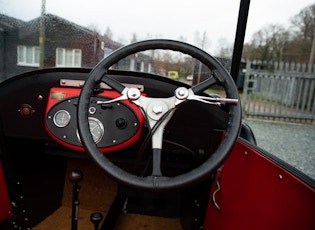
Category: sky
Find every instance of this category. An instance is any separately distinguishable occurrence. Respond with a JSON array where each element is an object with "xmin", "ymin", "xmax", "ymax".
[{"xmin": 1, "ymin": 0, "xmax": 314, "ymax": 54}]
